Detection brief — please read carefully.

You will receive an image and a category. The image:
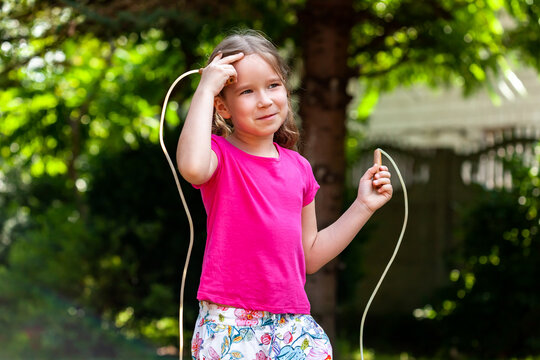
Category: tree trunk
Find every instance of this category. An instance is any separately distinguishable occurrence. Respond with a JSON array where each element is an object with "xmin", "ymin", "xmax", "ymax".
[{"xmin": 299, "ymin": 0, "xmax": 354, "ymax": 344}]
